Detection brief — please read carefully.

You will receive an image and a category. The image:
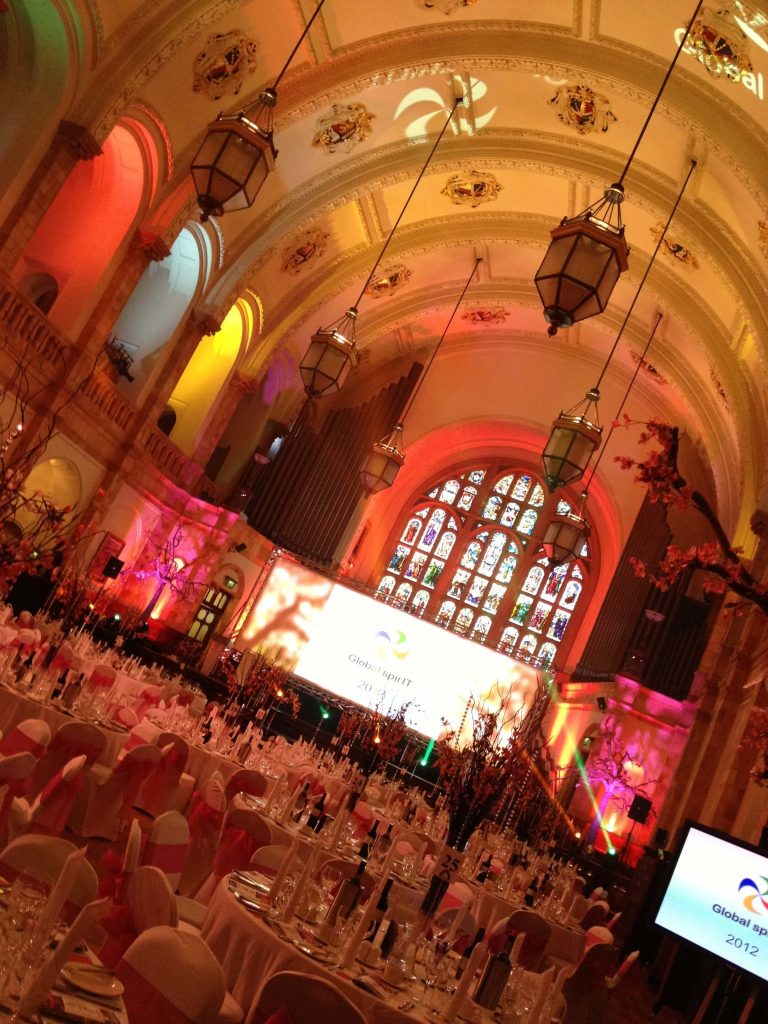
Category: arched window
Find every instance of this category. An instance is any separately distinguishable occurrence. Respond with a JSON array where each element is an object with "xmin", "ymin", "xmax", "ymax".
[{"xmin": 376, "ymin": 463, "xmax": 593, "ymax": 665}]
